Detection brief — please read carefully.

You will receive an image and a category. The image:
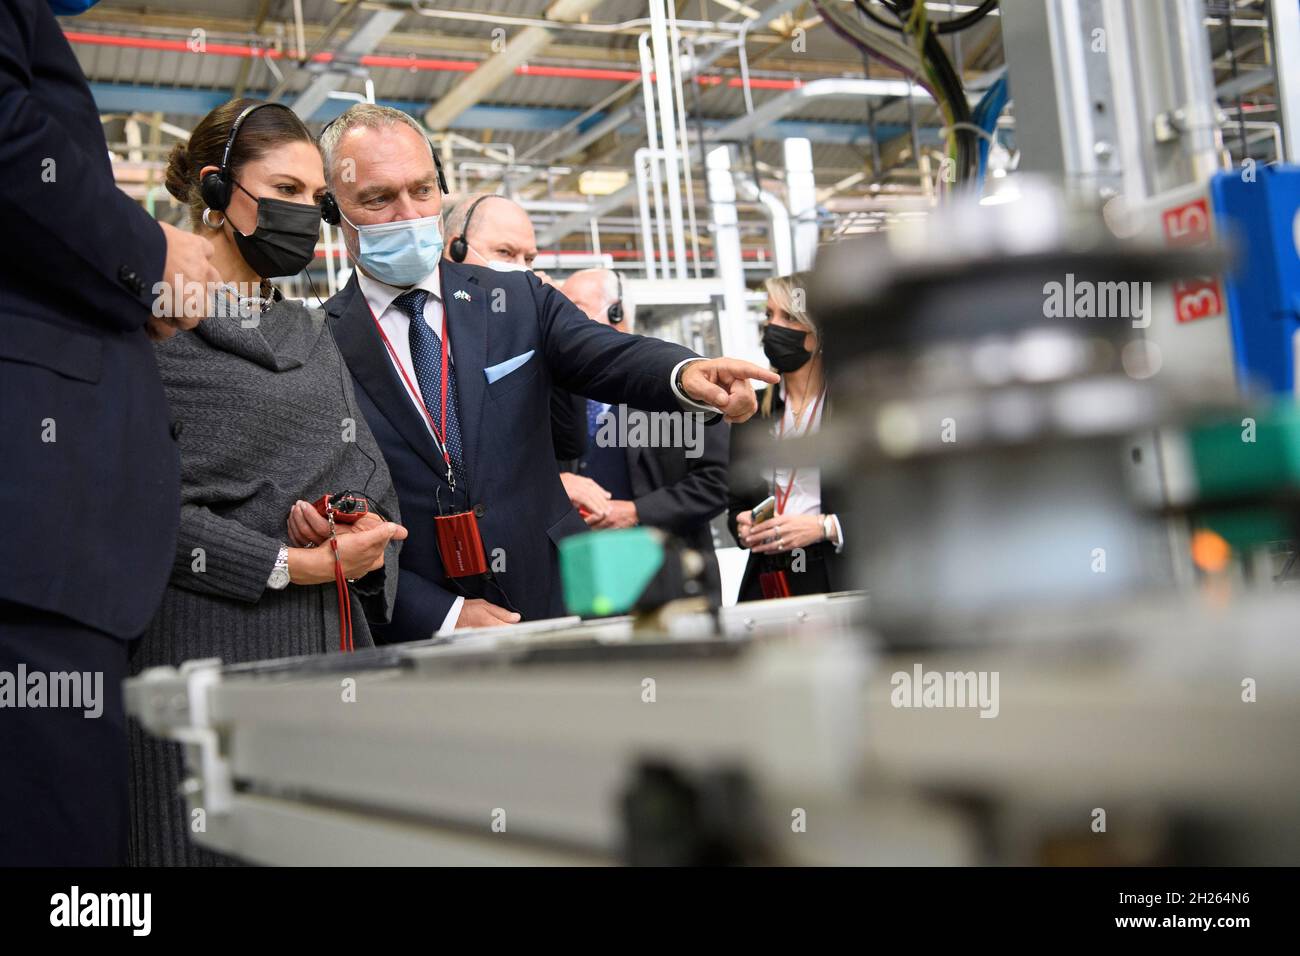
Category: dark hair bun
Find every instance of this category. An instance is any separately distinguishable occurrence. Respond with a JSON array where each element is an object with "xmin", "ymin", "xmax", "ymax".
[{"xmin": 164, "ymin": 141, "xmax": 194, "ymax": 204}]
